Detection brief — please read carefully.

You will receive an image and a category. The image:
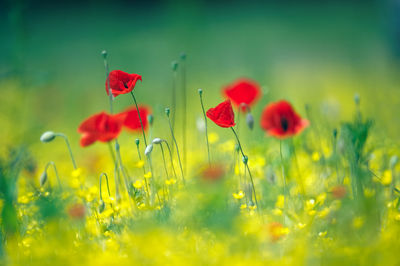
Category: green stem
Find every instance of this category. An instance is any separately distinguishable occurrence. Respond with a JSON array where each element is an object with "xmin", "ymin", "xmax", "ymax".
[
  {"xmin": 160, "ymin": 143, "xmax": 169, "ymax": 179},
  {"xmin": 55, "ymin": 133, "xmax": 77, "ymax": 170},
  {"xmin": 108, "ymin": 142, "xmax": 121, "ymax": 201},
  {"xmin": 181, "ymin": 56, "xmax": 187, "ymax": 176},
  {"xmin": 167, "ymin": 114, "xmax": 185, "ymax": 183},
  {"xmin": 163, "ymin": 140, "xmax": 178, "ymax": 180},
  {"xmin": 199, "ymin": 92, "xmax": 211, "ymax": 165},
  {"xmin": 130, "ymin": 91, "xmax": 148, "ymax": 147},
  {"xmin": 99, "ymin": 173, "xmax": 111, "ymax": 200},
  {"xmin": 45, "ymin": 161, "xmax": 62, "ymax": 189},
  {"xmin": 280, "ymin": 140, "xmax": 286, "ymax": 225},
  {"xmin": 231, "ymin": 127, "xmax": 258, "ymax": 208}
]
